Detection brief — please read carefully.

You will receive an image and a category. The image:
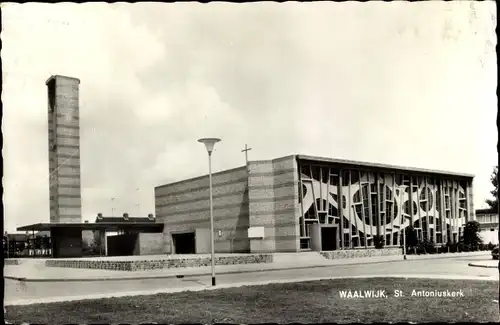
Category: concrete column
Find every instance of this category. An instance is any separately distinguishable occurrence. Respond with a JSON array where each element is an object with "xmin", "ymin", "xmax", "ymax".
[{"xmin": 100, "ymin": 230, "xmax": 107, "ymax": 256}]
